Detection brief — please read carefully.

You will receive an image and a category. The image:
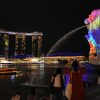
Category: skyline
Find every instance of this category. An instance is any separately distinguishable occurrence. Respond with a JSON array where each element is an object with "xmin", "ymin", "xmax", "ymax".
[{"xmin": 0, "ymin": 1, "xmax": 99, "ymax": 56}]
